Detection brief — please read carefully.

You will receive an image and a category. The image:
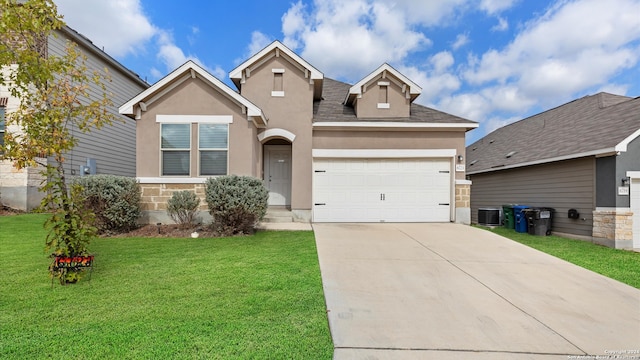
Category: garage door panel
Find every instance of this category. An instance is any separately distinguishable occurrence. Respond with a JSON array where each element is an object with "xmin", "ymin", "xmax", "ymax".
[{"xmin": 313, "ymin": 158, "xmax": 452, "ymax": 223}]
